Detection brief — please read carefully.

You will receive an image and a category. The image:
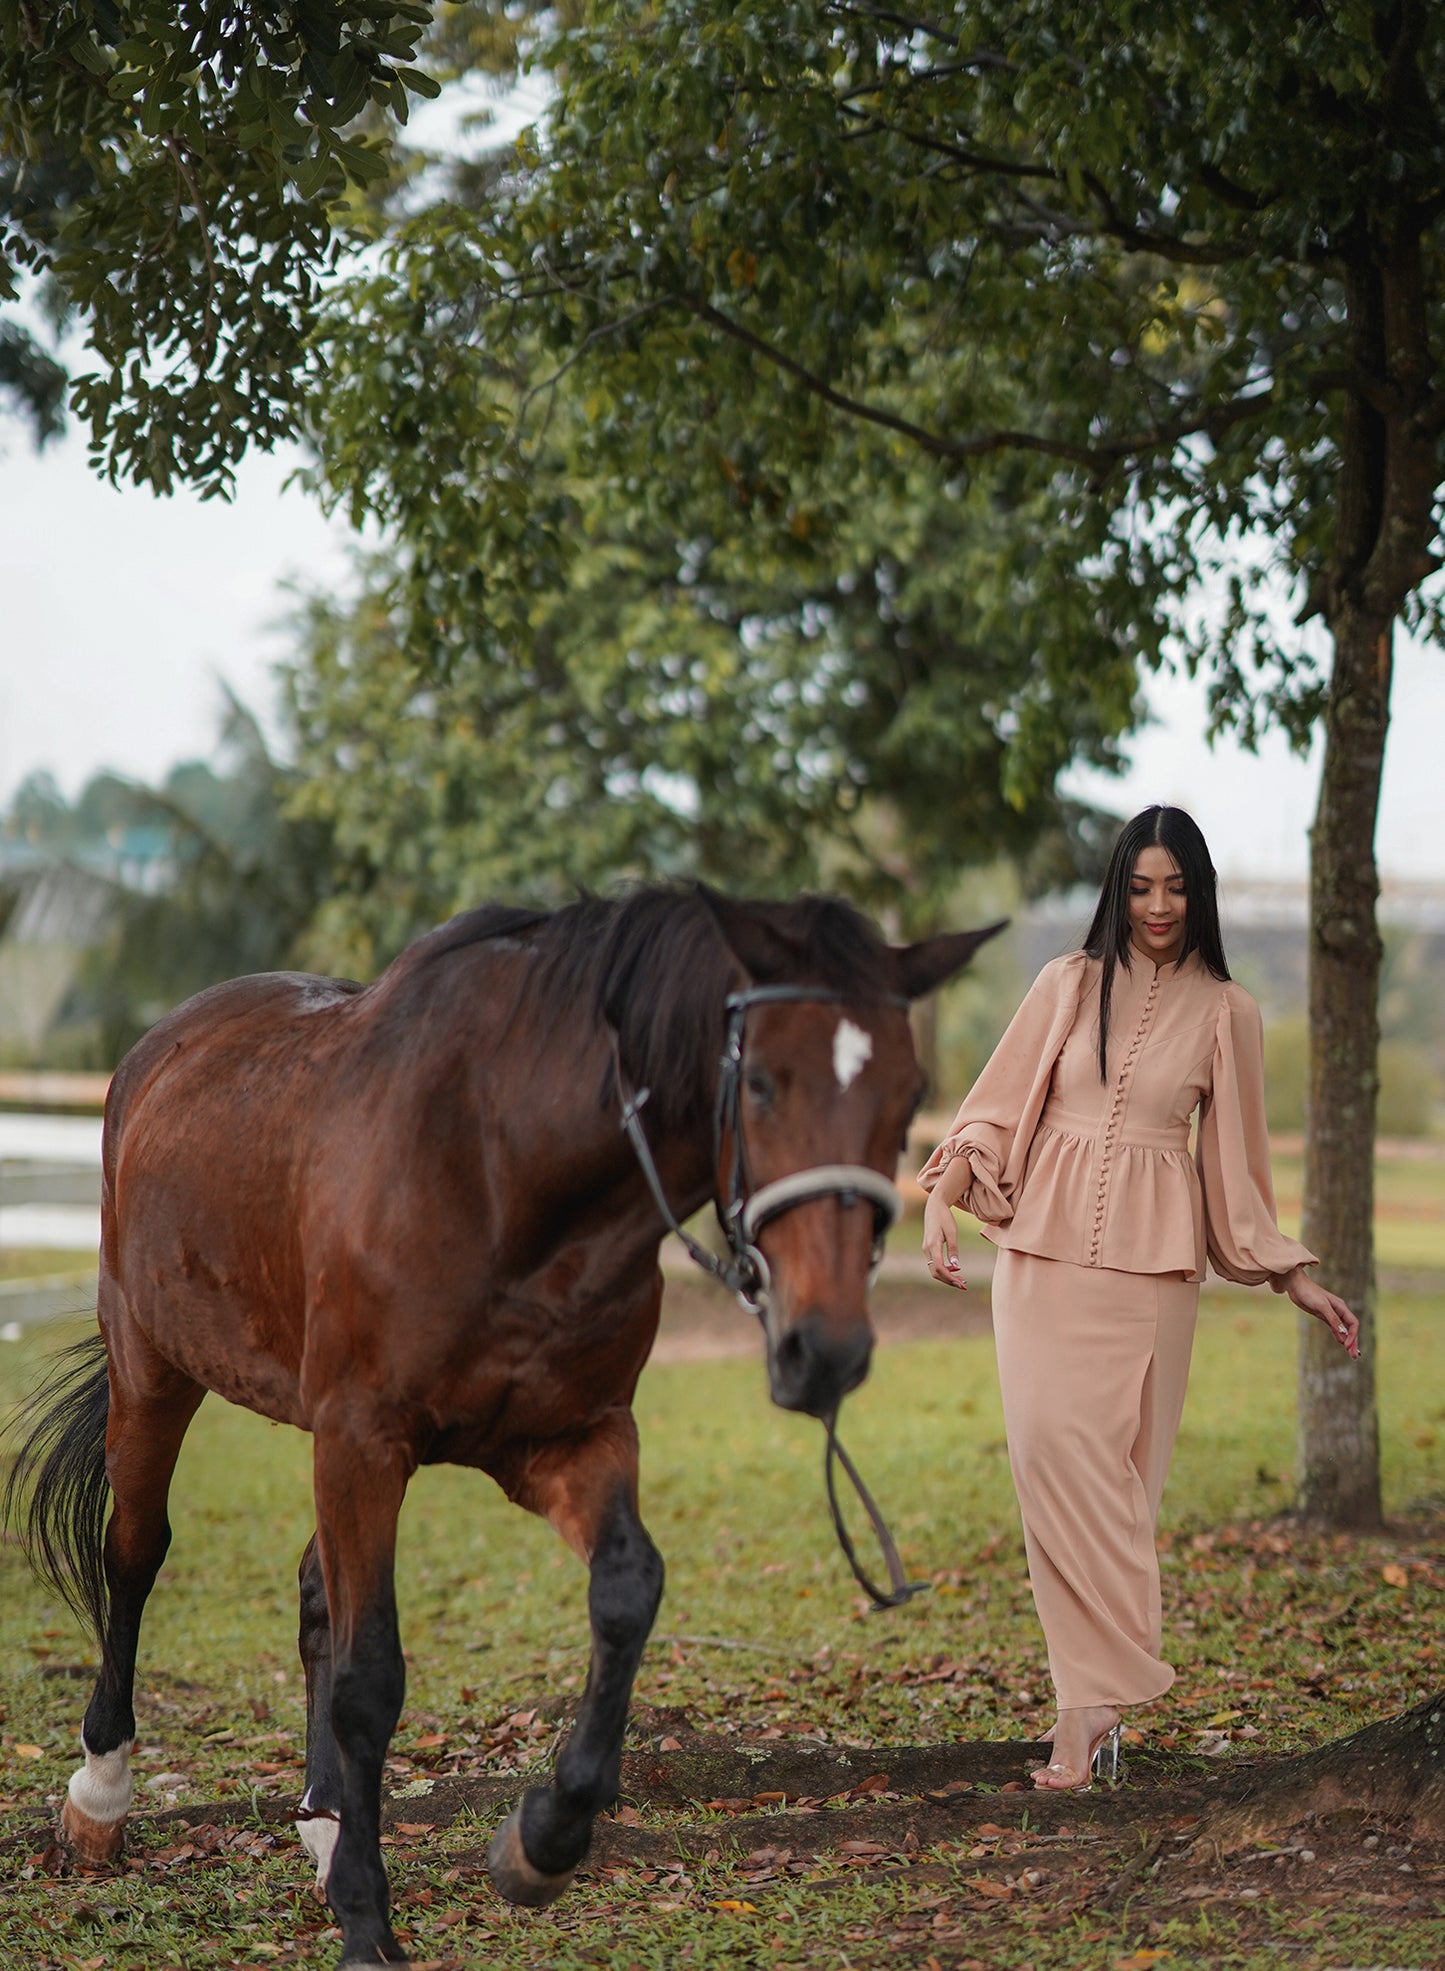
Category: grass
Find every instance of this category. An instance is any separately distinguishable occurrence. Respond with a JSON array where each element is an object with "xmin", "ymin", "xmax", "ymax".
[
  {"xmin": 1, "ymin": 1296, "xmax": 1442, "ymax": 1756},
  {"xmin": 1, "ymin": 1295, "xmax": 1443, "ymax": 1967},
  {"xmin": 1271, "ymin": 1151, "xmax": 1445, "ymax": 1272},
  {"xmin": 883, "ymin": 1141, "xmax": 1445, "ymax": 1274},
  {"xmin": 0, "ymin": 1250, "xmax": 98, "ymax": 1283}
]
